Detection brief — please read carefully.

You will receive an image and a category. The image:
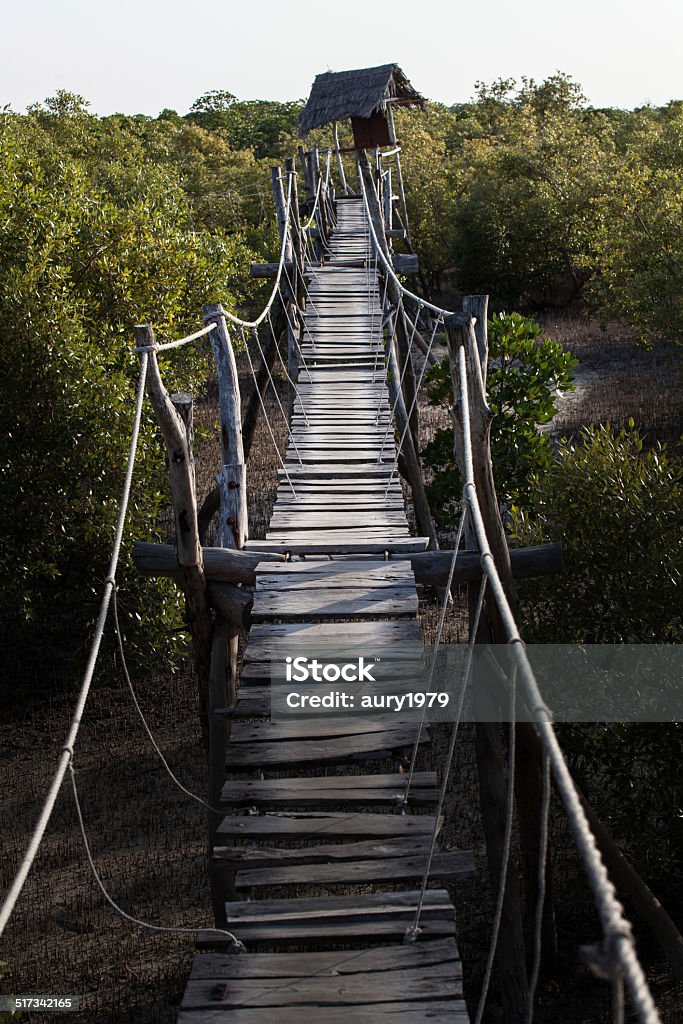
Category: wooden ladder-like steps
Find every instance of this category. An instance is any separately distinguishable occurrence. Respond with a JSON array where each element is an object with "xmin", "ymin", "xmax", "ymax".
[{"xmin": 180, "ymin": 196, "xmax": 470, "ymax": 1024}]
